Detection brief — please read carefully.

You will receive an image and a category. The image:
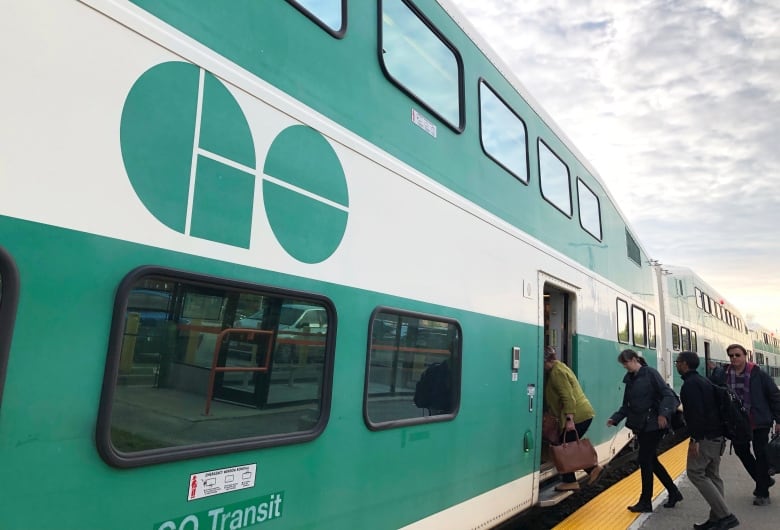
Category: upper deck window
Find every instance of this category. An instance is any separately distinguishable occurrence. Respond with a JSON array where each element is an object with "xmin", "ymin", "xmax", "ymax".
[
  {"xmin": 576, "ymin": 178, "xmax": 602, "ymax": 240},
  {"xmin": 625, "ymin": 229, "xmax": 641, "ymax": 265},
  {"xmin": 380, "ymin": 0, "xmax": 463, "ymax": 130},
  {"xmin": 479, "ymin": 81, "xmax": 528, "ymax": 183},
  {"xmin": 538, "ymin": 140, "xmax": 572, "ymax": 216},
  {"xmin": 365, "ymin": 308, "xmax": 461, "ymax": 428},
  {"xmin": 97, "ymin": 268, "xmax": 335, "ymax": 467},
  {"xmin": 287, "ymin": 0, "xmax": 346, "ymax": 35}
]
